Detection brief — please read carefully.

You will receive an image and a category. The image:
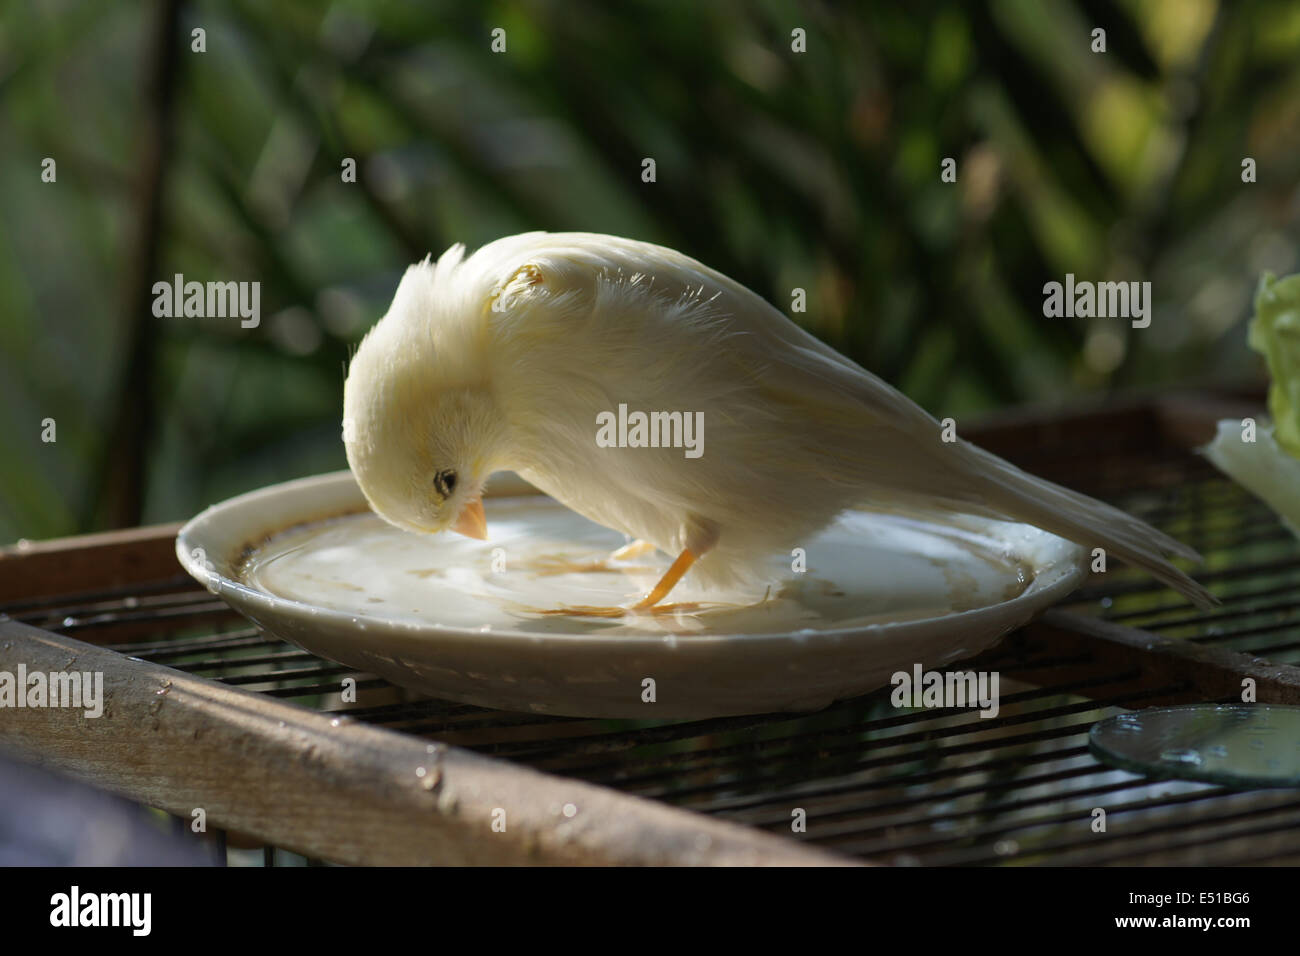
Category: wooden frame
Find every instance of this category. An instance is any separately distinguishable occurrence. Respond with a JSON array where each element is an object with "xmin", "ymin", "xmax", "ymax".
[{"xmin": 0, "ymin": 616, "xmax": 846, "ymax": 865}]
